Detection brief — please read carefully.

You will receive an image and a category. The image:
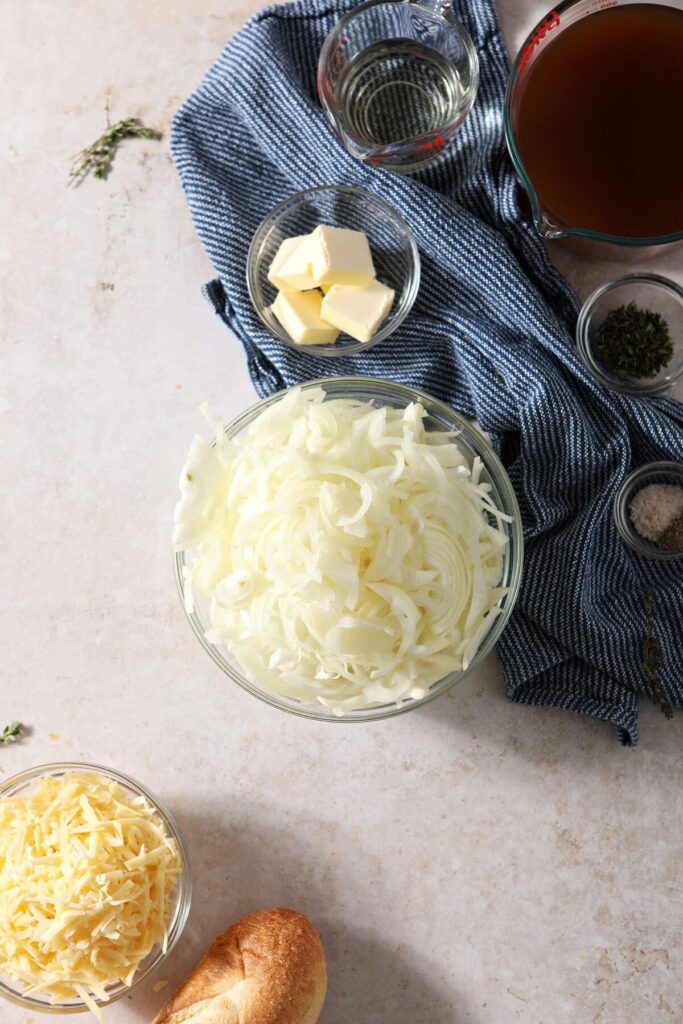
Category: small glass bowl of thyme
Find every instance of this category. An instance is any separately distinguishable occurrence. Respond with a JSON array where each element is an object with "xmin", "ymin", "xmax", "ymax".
[
  {"xmin": 576, "ymin": 273, "xmax": 683, "ymax": 395},
  {"xmin": 614, "ymin": 461, "xmax": 683, "ymax": 560}
]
